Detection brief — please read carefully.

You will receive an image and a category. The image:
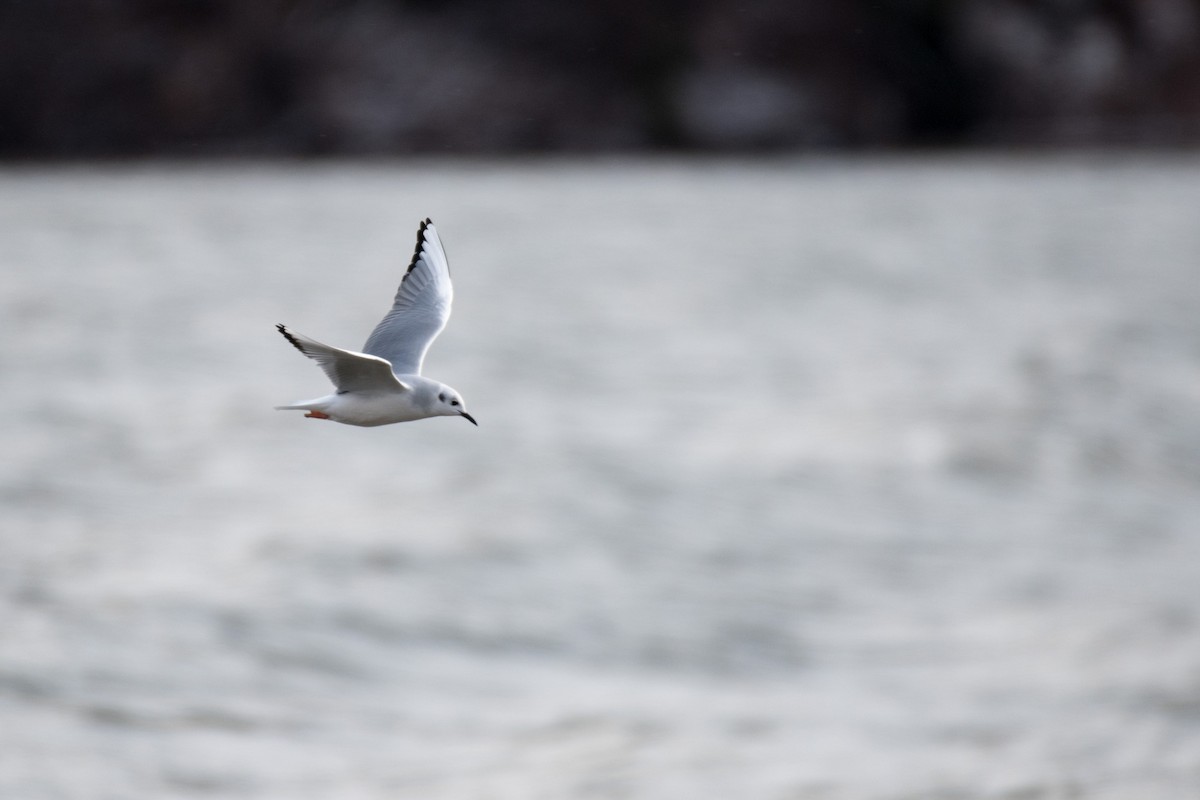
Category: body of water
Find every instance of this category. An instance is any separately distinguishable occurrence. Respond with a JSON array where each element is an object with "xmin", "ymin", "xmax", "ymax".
[{"xmin": 2, "ymin": 157, "xmax": 1199, "ymax": 799}]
